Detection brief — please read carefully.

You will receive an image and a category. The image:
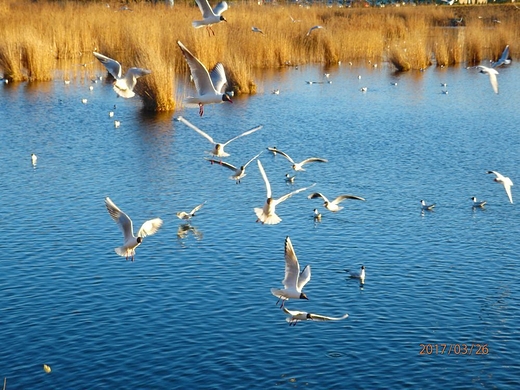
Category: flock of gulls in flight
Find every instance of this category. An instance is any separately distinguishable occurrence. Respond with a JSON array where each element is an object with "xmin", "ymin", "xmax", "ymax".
[{"xmin": 26, "ymin": 0, "xmax": 515, "ymax": 326}]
